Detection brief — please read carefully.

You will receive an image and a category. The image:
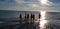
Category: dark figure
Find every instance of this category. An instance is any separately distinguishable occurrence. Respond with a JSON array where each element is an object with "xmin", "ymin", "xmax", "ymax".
[
  {"xmin": 24, "ymin": 14, "xmax": 27, "ymax": 19},
  {"xmin": 19, "ymin": 14, "xmax": 22, "ymax": 24},
  {"xmin": 38, "ymin": 13, "xmax": 41, "ymax": 25},
  {"xmin": 31, "ymin": 14, "xmax": 32, "ymax": 19},
  {"xmin": 24, "ymin": 14, "xmax": 27, "ymax": 22},
  {"xmin": 26, "ymin": 14, "xmax": 29, "ymax": 19},
  {"xmin": 24, "ymin": 14, "xmax": 29, "ymax": 24},
  {"xmin": 19, "ymin": 14, "xmax": 22, "ymax": 19},
  {"xmin": 38, "ymin": 13, "xmax": 41, "ymax": 19},
  {"xmin": 31, "ymin": 14, "xmax": 35, "ymax": 19},
  {"xmin": 32, "ymin": 14, "xmax": 35, "ymax": 19},
  {"xmin": 32, "ymin": 14, "xmax": 35, "ymax": 23},
  {"xmin": 31, "ymin": 14, "xmax": 35, "ymax": 23}
]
